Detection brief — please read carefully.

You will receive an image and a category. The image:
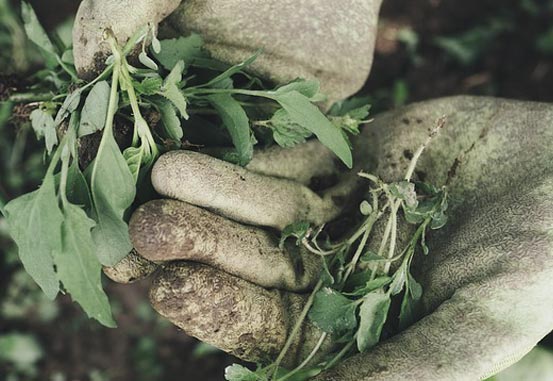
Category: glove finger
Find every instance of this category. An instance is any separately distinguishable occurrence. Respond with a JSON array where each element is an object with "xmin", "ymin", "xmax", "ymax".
[
  {"xmin": 73, "ymin": 0, "xmax": 181, "ymax": 79},
  {"xmin": 210, "ymin": 140, "xmax": 342, "ymax": 186},
  {"xmin": 102, "ymin": 248, "xmax": 157, "ymax": 284},
  {"xmin": 149, "ymin": 261, "xmax": 332, "ymax": 367},
  {"xmin": 151, "ymin": 150, "xmax": 345, "ymax": 230},
  {"xmin": 130, "ymin": 199, "xmax": 321, "ymax": 291}
]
